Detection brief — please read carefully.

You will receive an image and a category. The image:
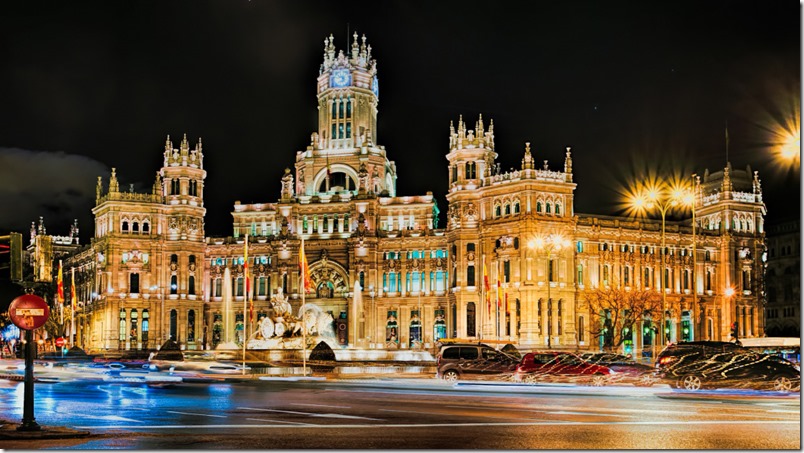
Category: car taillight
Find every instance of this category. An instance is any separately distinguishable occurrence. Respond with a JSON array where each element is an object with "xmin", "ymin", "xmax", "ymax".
[
  {"xmin": 436, "ymin": 355, "xmax": 441, "ymax": 366},
  {"xmin": 658, "ymin": 357, "xmax": 676, "ymax": 366}
]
